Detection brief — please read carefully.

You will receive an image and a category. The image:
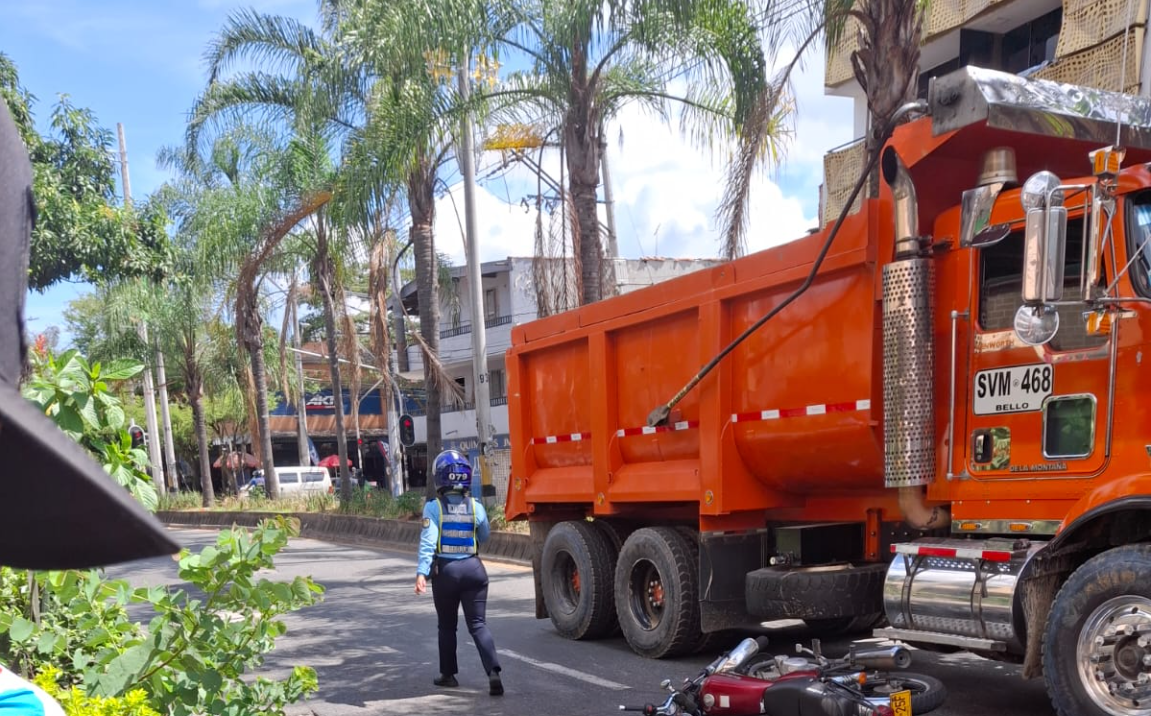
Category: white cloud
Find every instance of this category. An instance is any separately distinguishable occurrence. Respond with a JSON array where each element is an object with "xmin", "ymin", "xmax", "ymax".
[{"xmin": 433, "ymin": 46, "xmax": 856, "ymax": 266}]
